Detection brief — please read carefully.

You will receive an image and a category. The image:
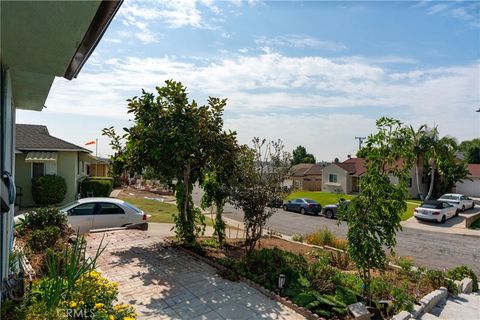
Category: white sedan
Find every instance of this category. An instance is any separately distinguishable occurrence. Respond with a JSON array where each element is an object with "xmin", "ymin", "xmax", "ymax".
[
  {"xmin": 15, "ymin": 198, "xmax": 148, "ymax": 233},
  {"xmin": 437, "ymin": 193, "xmax": 475, "ymax": 212},
  {"xmin": 414, "ymin": 200, "xmax": 458, "ymax": 223}
]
